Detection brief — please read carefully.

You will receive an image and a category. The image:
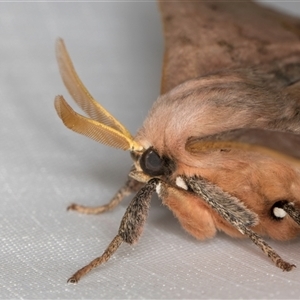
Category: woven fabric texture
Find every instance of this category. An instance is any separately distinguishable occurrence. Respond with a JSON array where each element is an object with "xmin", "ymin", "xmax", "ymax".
[{"xmin": 1, "ymin": 2, "xmax": 300, "ymax": 299}]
